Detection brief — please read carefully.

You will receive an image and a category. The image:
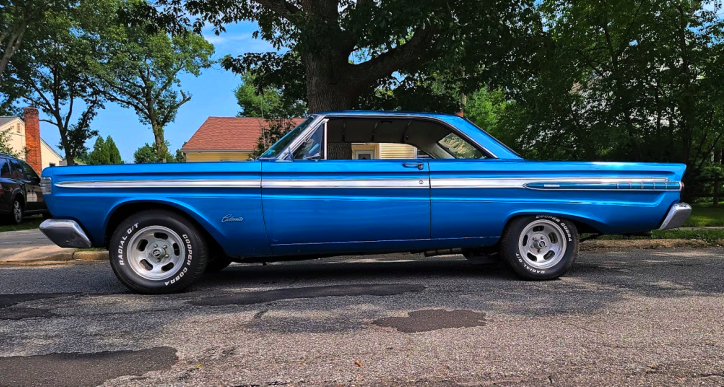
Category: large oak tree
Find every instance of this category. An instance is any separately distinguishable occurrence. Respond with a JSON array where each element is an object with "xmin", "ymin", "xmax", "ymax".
[{"xmin": 152, "ymin": 0, "xmax": 536, "ymax": 157}]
